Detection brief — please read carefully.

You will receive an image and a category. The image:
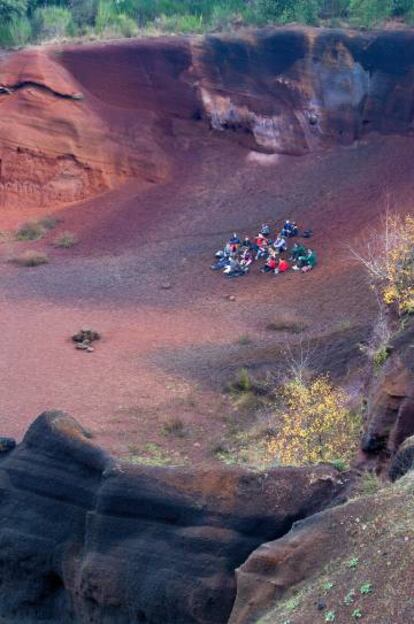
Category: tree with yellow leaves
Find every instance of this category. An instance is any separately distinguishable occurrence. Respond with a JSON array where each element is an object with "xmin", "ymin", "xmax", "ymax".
[
  {"xmin": 268, "ymin": 375, "xmax": 361, "ymax": 466},
  {"xmin": 350, "ymin": 212, "xmax": 414, "ymax": 316}
]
